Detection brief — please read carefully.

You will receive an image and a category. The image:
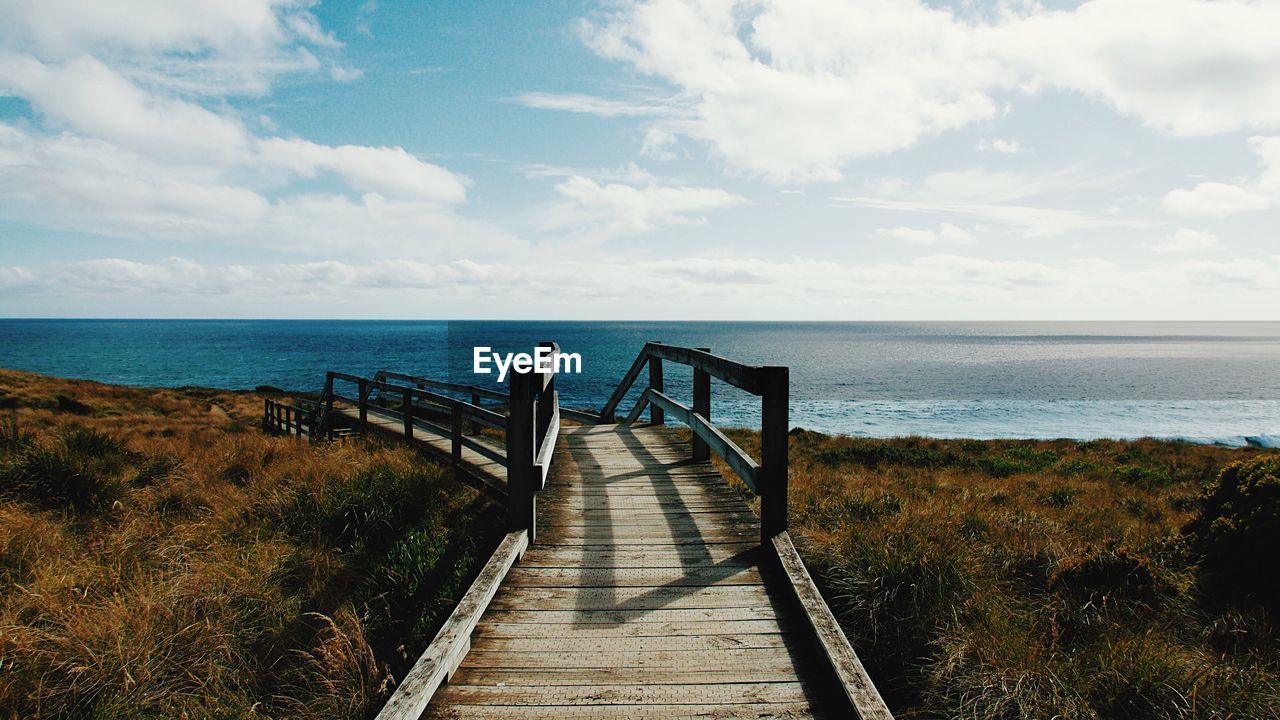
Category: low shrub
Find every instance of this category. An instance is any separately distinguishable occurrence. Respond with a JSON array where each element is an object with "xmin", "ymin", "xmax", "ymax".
[
  {"xmin": 1039, "ymin": 487, "xmax": 1077, "ymax": 507},
  {"xmin": 981, "ymin": 455, "xmax": 1032, "ymax": 477},
  {"xmin": 0, "ymin": 426, "xmax": 130, "ymax": 513},
  {"xmin": 1183, "ymin": 455, "xmax": 1280, "ymax": 608},
  {"xmin": 1050, "ymin": 544, "xmax": 1165, "ymax": 609},
  {"xmin": 0, "ymin": 414, "xmax": 34, "ymax": 456},
  {"xmin": 276, "ymin": 464, "xmax": 435, "ymax": 551}
]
